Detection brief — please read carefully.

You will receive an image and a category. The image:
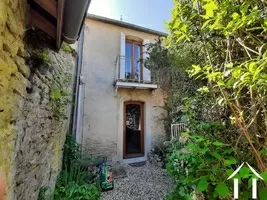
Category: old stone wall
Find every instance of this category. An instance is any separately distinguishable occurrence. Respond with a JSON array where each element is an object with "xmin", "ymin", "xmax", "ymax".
[{"xmin": 0, "ymin": 1, "xmax": 76, "ymax": 199}]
